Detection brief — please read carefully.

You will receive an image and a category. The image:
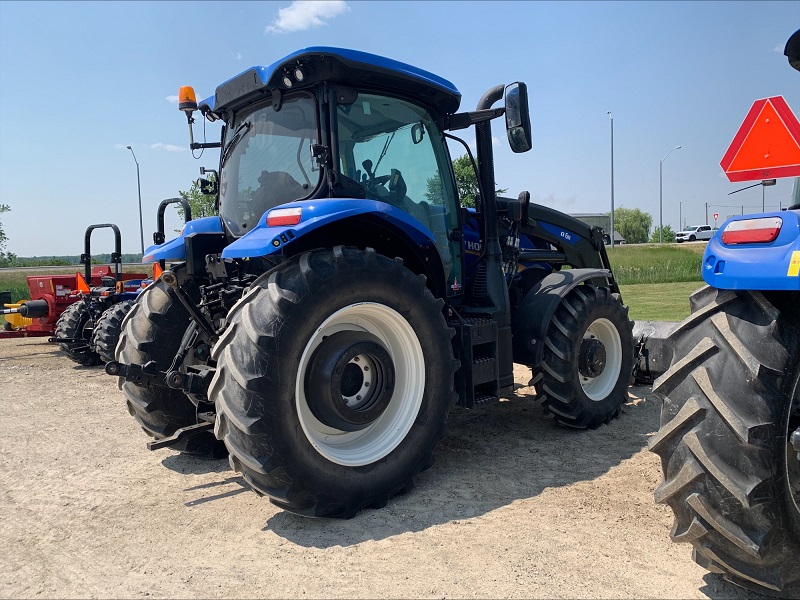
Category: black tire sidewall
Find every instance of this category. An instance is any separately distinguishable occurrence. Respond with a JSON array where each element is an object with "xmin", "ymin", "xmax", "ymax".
[{"xmin": 223, "ymin": 250, "xmax": 454, "ymax": 507}]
